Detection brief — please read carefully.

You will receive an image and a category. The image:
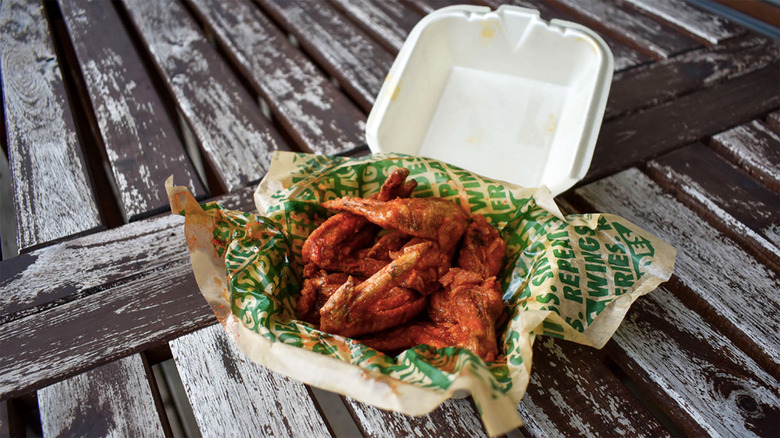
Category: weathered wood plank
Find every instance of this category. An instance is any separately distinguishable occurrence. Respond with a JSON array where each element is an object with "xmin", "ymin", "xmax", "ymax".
[
  {"xmin": 605, "ymin": 35, "xmax": 777, "ymax": 120},
  {"xmin": 586, "ymin": 64, "xmax": 780, "ymax": 183},
  {"xmin": 120, "ymin": 0, "xmax": 289, "ymax": 192},
  {"xmin": 58, "ymin": 0, "xmax": 207, "ymax": 221},
  {"xmin": 485, "ymin": 0, "xmax": 653, "ymax": 72},
  {"xmin": 186, "ymin": 0, "xmax": 365, "ymax": 156},
  {"xmin": 549, "ymin": 0, "xmax": 701, "ymax": 59},
  {"xmin": 327, "ymin": 0, "xmax": 422, "ymax": 54},
  {"xmin": 622, "ymin": 0, "xmax": 745, "ymax": 44},
  {"xmin": 518, "ymin": 337, "xmax": 668, "ymax": 437},
  {"xmin": 609, "ymin": 287, "xmax": 780, "ymax": 437},
  {"xmin": 647, "ymin": 143, "xmax": 780, "ymax": 269},
  {"xmin": 0, "ymin": 186, "xmax": 254, "ymax": 321},
  {"xmin": 710, "ymin": 120, "xmax": 780, "ymax": 193},
  {"xmin": 169, "ymin": 324, "xmax": 332, "ymax": 437},
  {"xmin": 0, "ymin": 187, "xmax": 255, "ymax": 399},
  {"xmin": 0, "ymin": 0, "xmax": 102, "ymax": 251},
  {"xmin": 343, "ymin": 396, "xmax": 486, "ymax": 437},
  {"xmin": 573, "ymin": 168, "xmax": 780, "ymax": 376},
  {"xmin": 766, "ymin": 110, "xmax": 780, "ymax": 135},
  {"xmin": 38, "ymin": 354, "xmax": 168, "ymax": 437},
  {"xmin": 255, "ymin": 0, "xmax": 395, "ymax": 113}
]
